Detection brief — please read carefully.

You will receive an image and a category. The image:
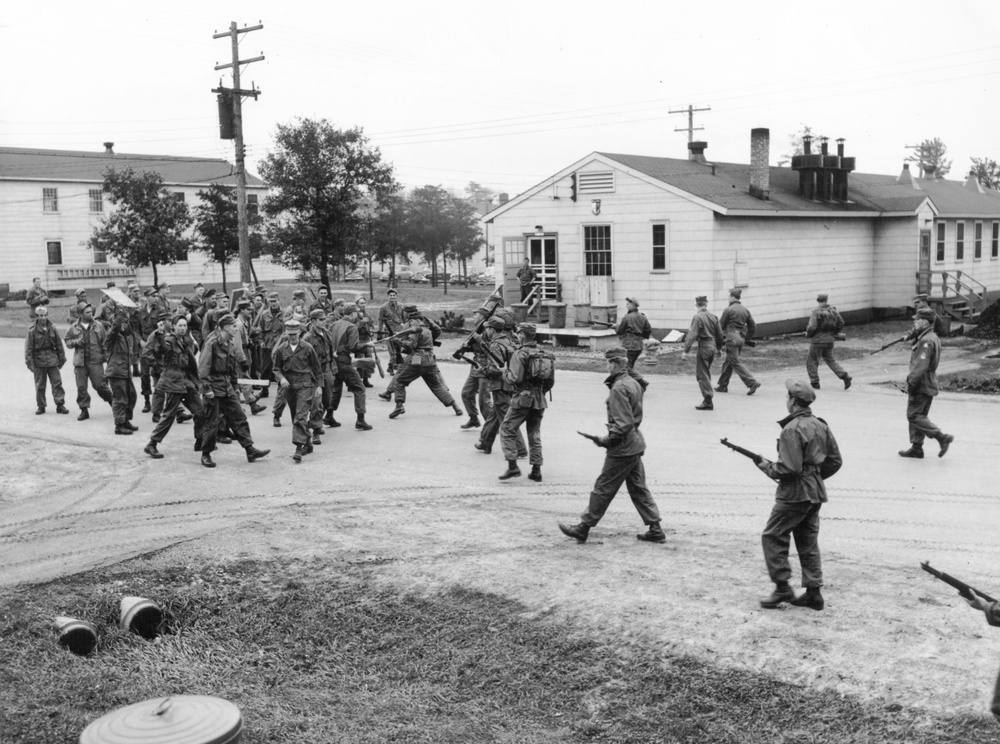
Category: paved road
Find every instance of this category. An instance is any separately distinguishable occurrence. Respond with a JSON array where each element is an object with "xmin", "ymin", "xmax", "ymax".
[{"xmin": 2, "ymin": 336, "xmax": 999, "ymax": 714}]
